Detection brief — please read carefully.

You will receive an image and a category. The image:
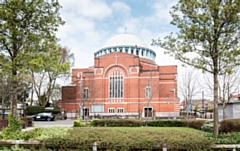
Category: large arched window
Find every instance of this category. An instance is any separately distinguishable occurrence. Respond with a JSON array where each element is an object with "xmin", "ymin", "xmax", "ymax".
[{"xmin": 109, "ymin": 69, "xmax": 124, "ymax": 98}]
